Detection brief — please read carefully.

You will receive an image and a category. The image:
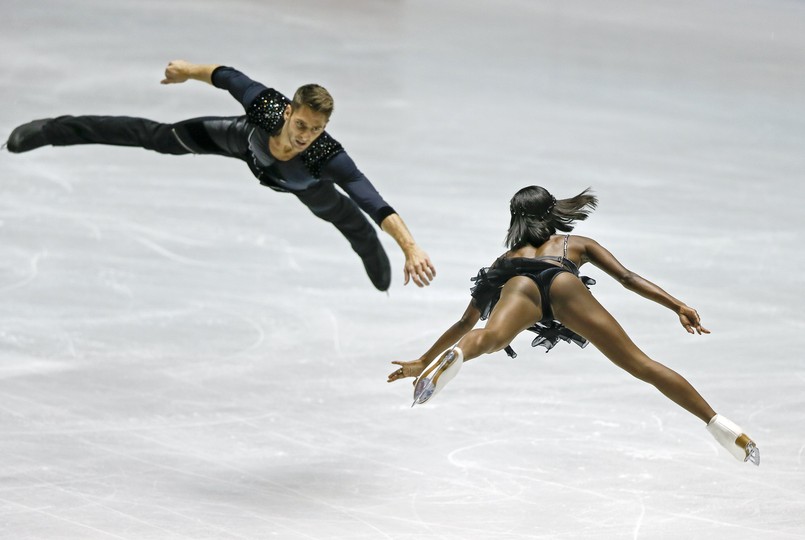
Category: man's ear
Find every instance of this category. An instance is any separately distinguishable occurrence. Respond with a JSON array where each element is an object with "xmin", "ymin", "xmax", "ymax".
[{"xmin": 283, "ymin": 104, "xmax": 292, "ymax": 120}]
